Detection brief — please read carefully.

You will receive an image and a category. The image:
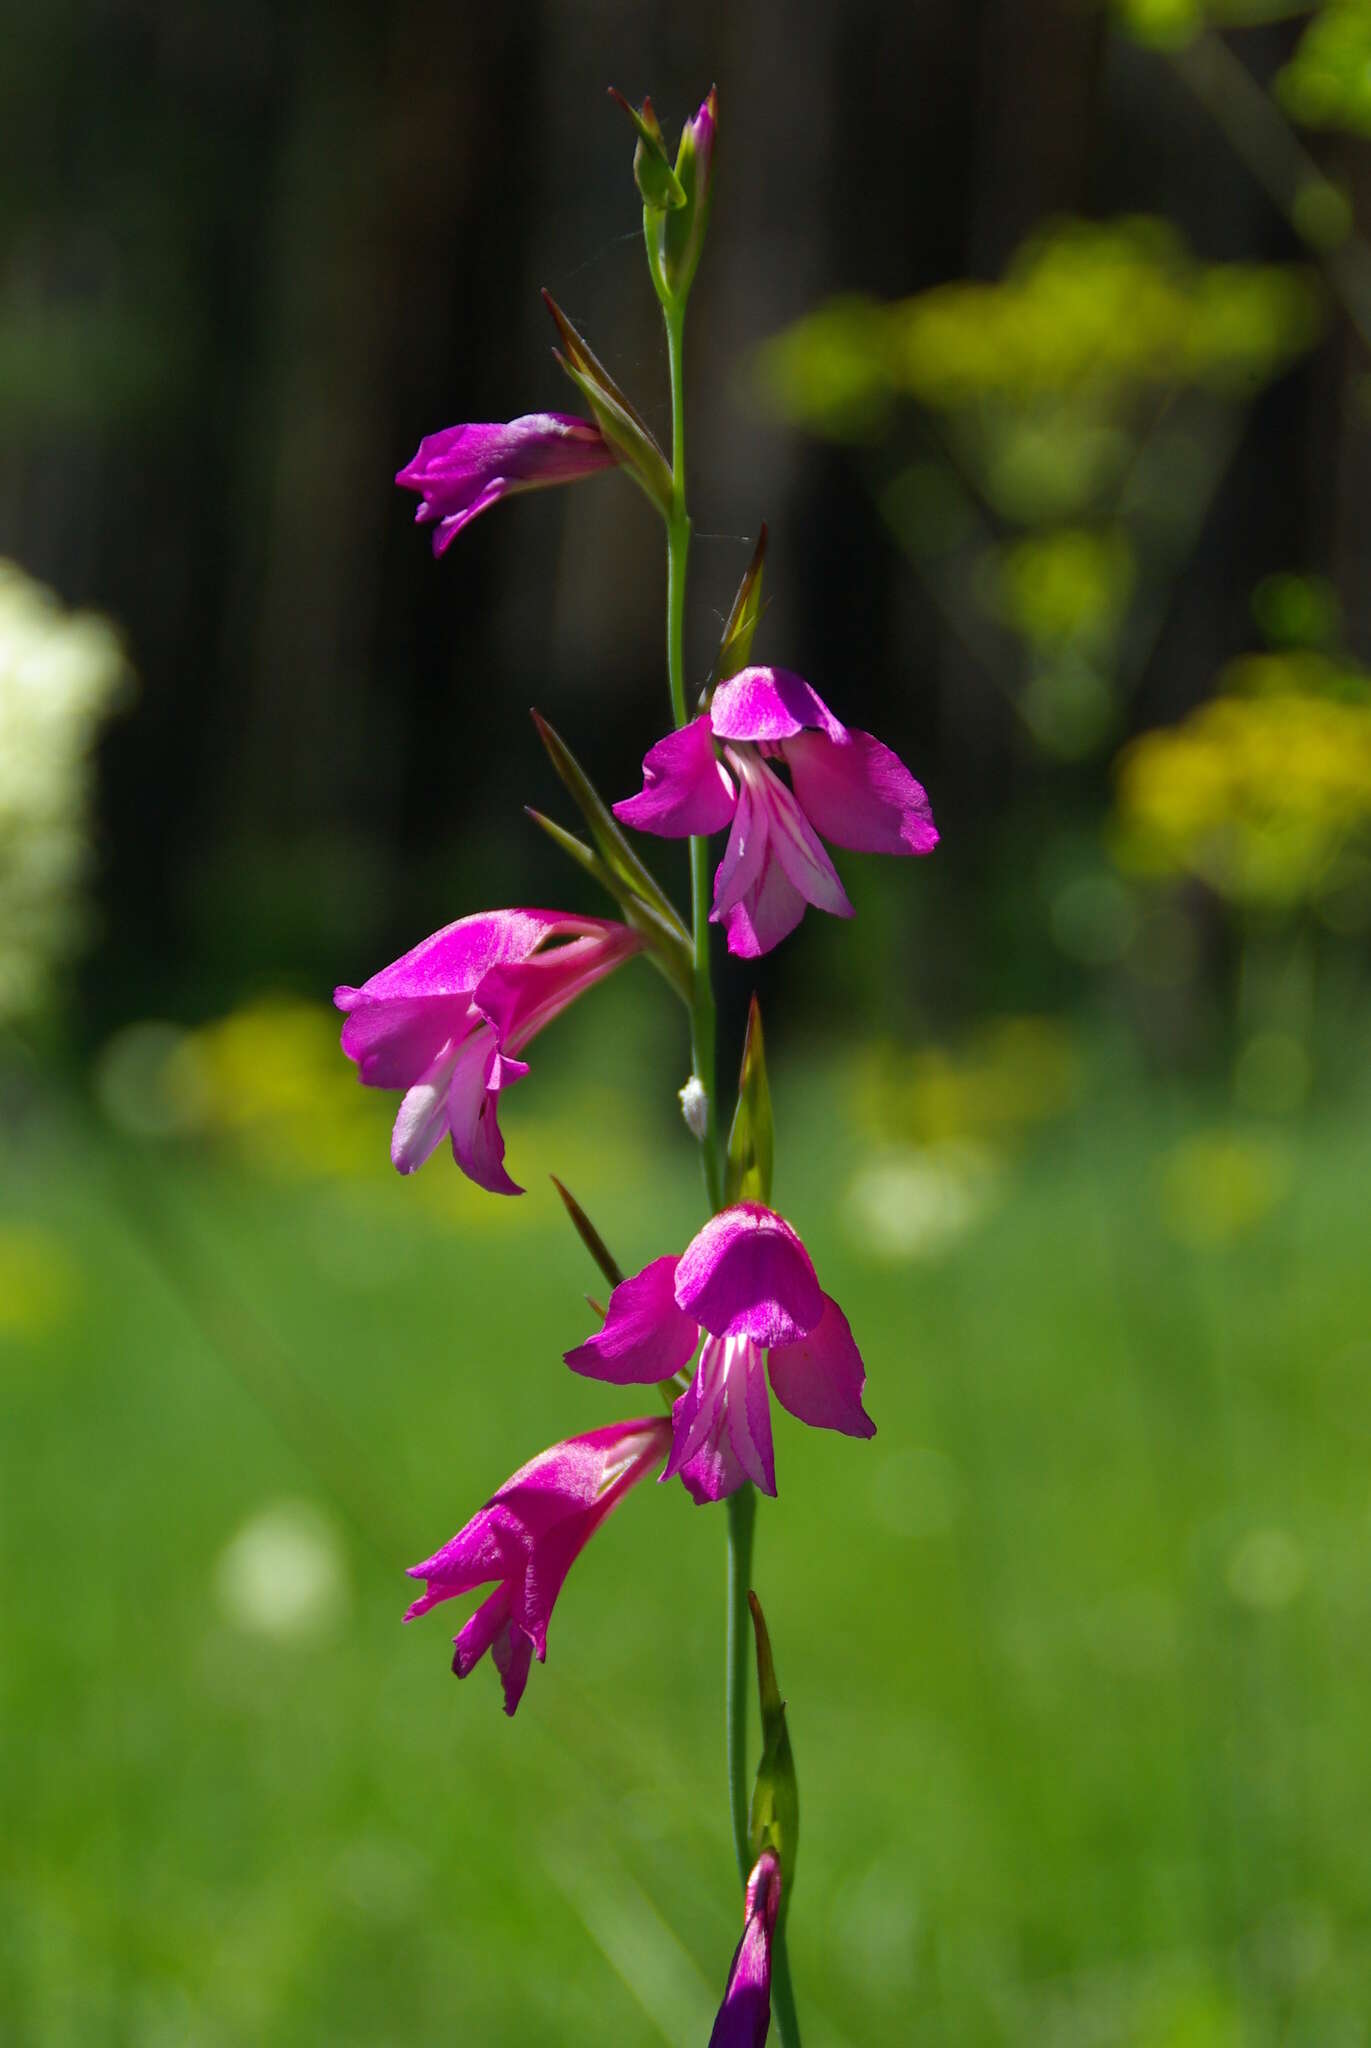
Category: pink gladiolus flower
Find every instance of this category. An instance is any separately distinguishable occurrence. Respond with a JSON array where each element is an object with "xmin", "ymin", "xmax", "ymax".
[
  {"xmin": 335, "ymin": 909, "xmax": 643, "ymax": 1193},
  {"xmin": 613, "ymin": 666, "xmax": 937, "ymax": 957},
  {"xmin": 395, "ymin": 413, "xmax": 616, "ymax": 554},
  {"xmin": 404, "ymin": 1417, "xmax": 671, "ymax": 1715},
  {"xmin": 709, "ymin": 1851, "xmax": 782, "ymax": 2048},
  {"xmin": 564, "ymin": 1202, "xmax": 874, "ymax": 1503}
]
